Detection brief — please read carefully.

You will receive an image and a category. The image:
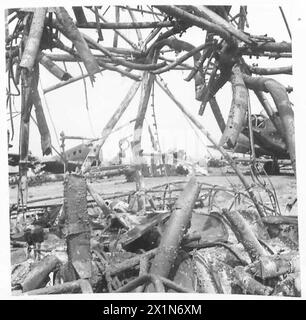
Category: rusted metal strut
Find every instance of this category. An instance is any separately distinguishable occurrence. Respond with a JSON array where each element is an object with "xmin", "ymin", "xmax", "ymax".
[{"xmin": 148, "ymin": 176, "xmax": 201, "ymax": 283}]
